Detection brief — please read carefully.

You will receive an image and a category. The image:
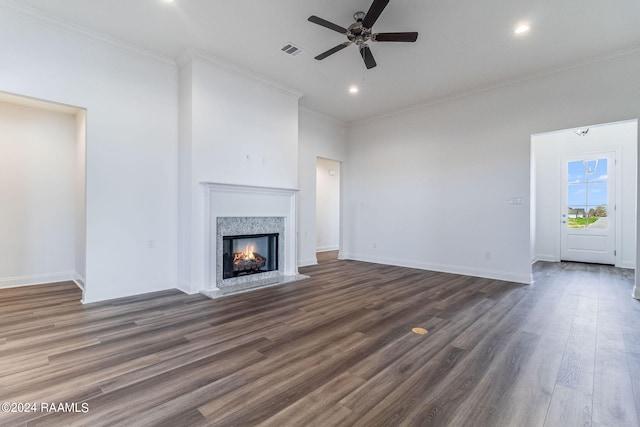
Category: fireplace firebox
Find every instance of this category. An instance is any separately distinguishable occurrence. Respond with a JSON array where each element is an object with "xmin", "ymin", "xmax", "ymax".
[{"xmin": 222, "ymin": 233, "xmax": 279, "ymax": 279}]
